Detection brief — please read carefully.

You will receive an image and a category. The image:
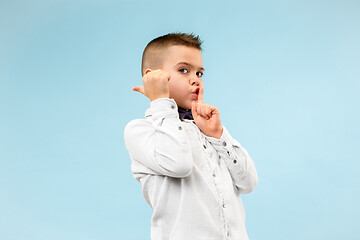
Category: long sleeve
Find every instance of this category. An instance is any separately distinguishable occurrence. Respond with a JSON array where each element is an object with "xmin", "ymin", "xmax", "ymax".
[
  {"xmin": 124, "ymin": 98, "xmax": 194, "ymax": 178},
  {"xmin": 206, "ymin": 127, "xmax": 258, "ymax": 194}
]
